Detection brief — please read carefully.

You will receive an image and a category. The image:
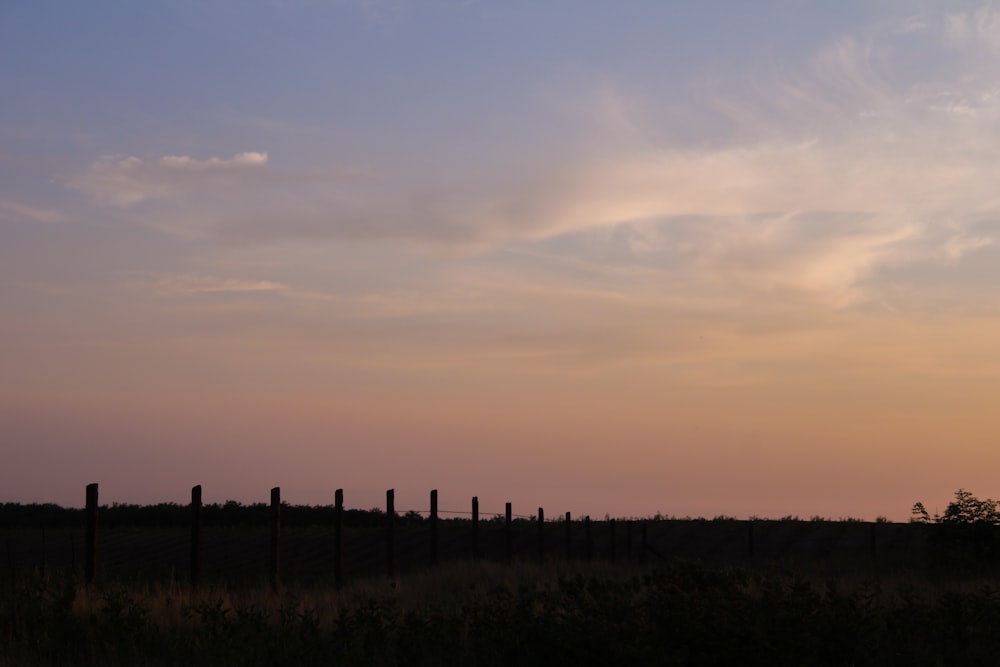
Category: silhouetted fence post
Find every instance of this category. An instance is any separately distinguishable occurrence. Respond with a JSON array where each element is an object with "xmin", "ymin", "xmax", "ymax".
[
  {"xmin": 472, "ymin": 496, "xmax": 479, "ymax": 561},
  {"xmin": 334, "ymin": 489, "xmax": 343, "ymax": 589},
  {"xmin": 5, "ymin": 536, "xmax": 13, "ymax": 593},
  {"xmin": 626, "ymin": 521, "xmax": 633, "ymax": 561},
  {"xmin": 85, "ymin": 483, "xmax": 98, "ymax": 585},
  {"xmin": 505, "ymin": 502, "xmax": 513, "ymax": 562},
  {"xmin": 190, "ymin": 485, "xmax": 202, "ymax": 588},
  {"xmin": 430, "ymin": 490, "xmax": 438, "ymax": 567},
  {"xmin": 269, "ymin": 487, "xmax": 281, "ymax": 590},
  {"xmin": 565, "ymin": 512, "xmax": 572, "ymax": 561},
  {"xmin": 537, "ymin": 508, "xmax": 545, "ymax": 562},
  {"xmin": 585, "ymin": 516, "xmax": 592, "ymax": 561},
  {"xmin": 609, "ymin": 519, "xmax": 616, "ymax": 563},
  {"xmin": 386, "ymin": 489, "xmax": 395, "ymax": 577},
  {"xmin": 640, "ymin": 522, "xmax": 647, "ymax": 564},
  {"xmin": 41, "ymin": 528, "xmax": 46, "ymax": 578},
  {"xmin": 747, "ymin": 520, "xmax": 755, "ymax": 559},
  {"xmin": 870, "ymin": 523, "xmax": 877, "ymax": 564}
]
